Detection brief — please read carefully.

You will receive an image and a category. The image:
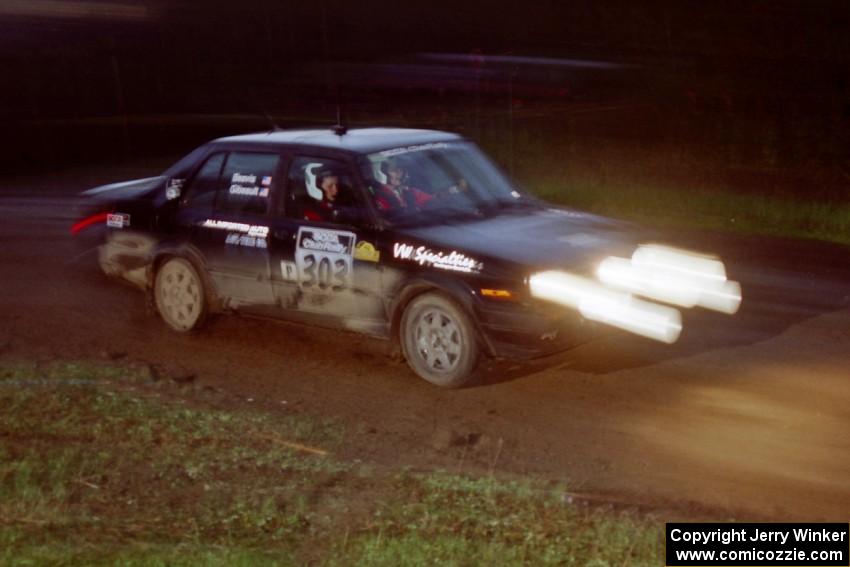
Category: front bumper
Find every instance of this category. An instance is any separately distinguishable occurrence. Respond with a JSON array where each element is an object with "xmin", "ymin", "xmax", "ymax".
[{"xmin": 474, "ymin": 299, "xmax": 605, "ymax": 360}]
